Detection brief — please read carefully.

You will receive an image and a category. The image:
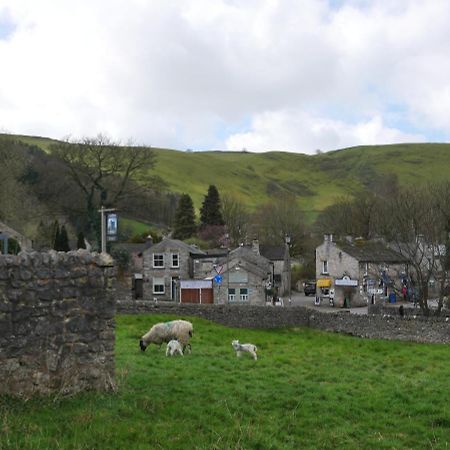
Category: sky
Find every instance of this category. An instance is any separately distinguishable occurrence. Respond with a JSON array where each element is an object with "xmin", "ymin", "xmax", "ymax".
[{"xmin": 1, "ymin": 0, "xmax": 450, "ymax": 154}]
